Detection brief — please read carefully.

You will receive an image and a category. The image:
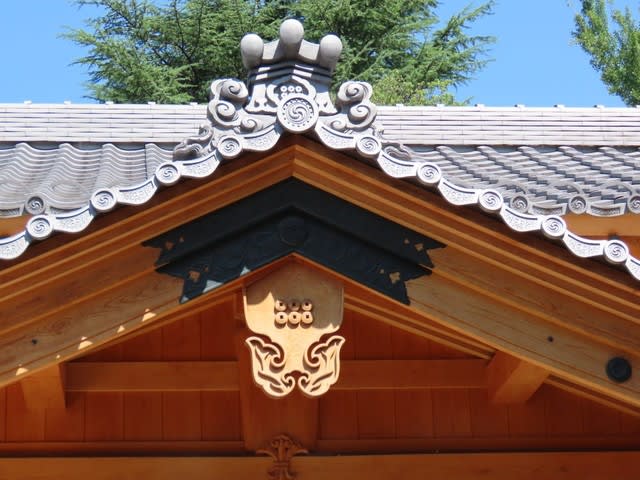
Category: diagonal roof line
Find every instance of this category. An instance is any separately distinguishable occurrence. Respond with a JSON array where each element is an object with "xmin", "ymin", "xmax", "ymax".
[{"xmin": 1, "ymin": 129, "xmax": 639, "ymax": 285}]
